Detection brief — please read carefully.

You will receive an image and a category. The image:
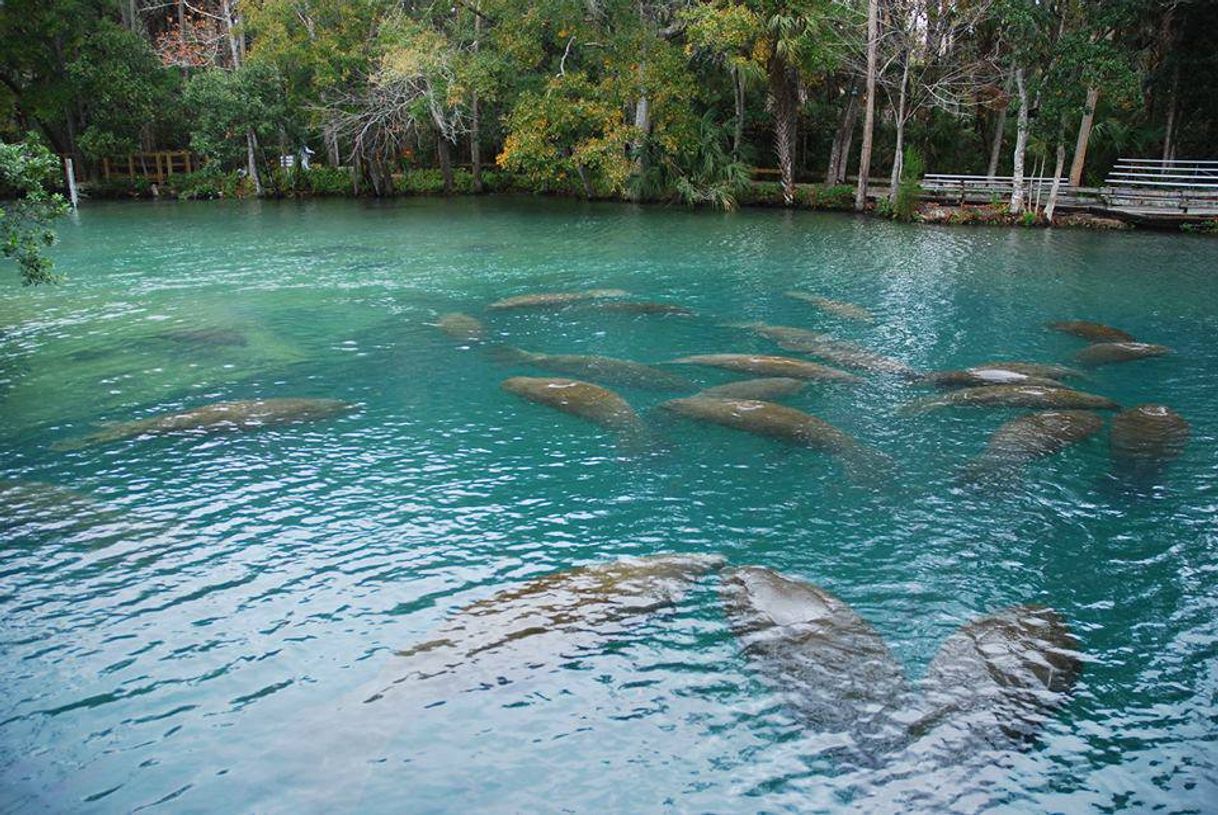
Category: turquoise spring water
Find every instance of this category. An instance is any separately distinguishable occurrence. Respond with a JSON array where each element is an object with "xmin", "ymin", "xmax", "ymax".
[{"xmin": 1, "ymin": 198, "xmax": 1215, "ymax": 813}]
